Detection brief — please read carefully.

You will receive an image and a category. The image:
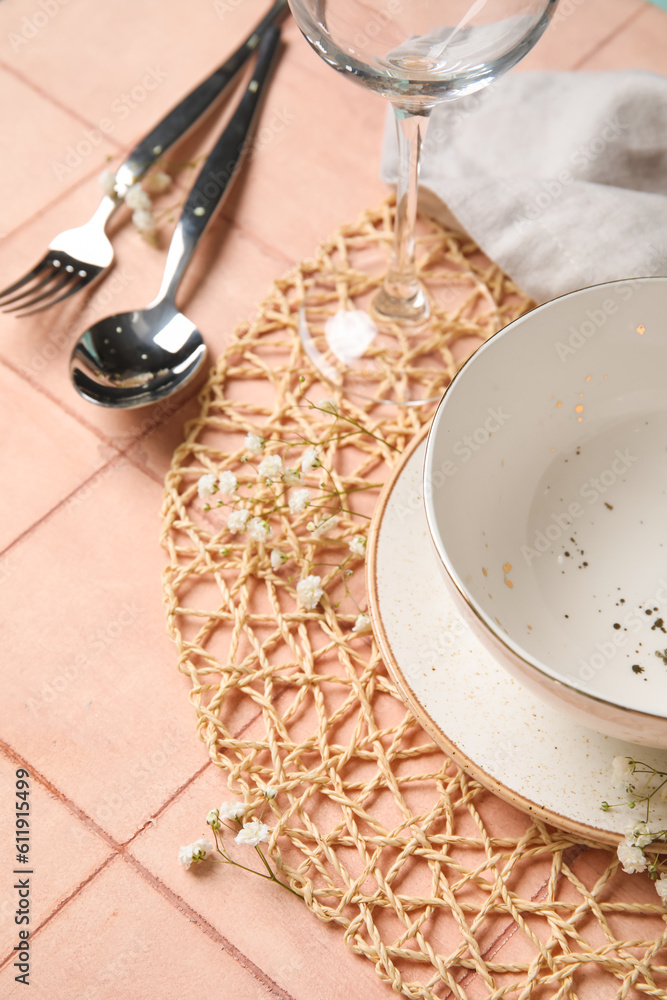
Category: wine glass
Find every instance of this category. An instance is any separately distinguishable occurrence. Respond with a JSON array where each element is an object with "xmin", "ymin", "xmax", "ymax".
[{"xmin": 288, "ymin": 0, "xmax": 558, "ymax": 405}]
